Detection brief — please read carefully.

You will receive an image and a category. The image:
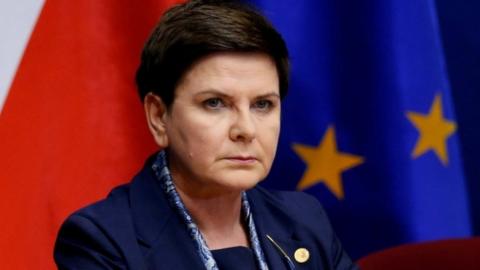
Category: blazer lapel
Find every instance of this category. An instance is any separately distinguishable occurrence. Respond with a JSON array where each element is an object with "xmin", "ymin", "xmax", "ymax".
[
  {"xmin": 248, "ymin": 188, "xmax": 320, "ymax": 270},
  {"xmin": 128, "ymin": 162, "xmax": 205, "ymax": 269}
]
